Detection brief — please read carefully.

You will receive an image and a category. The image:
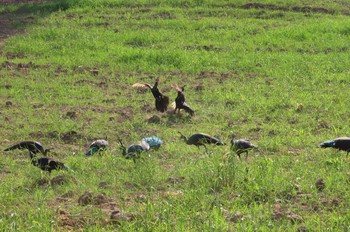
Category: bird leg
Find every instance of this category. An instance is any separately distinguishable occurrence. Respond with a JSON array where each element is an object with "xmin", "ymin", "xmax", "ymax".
[
  {"xmin": 245, "ymin": 150, "xmax": 249, "ymax": 160},
  {"xmin": 236, "ymin": 150, "xmax": 242, "ymax": 160}
]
